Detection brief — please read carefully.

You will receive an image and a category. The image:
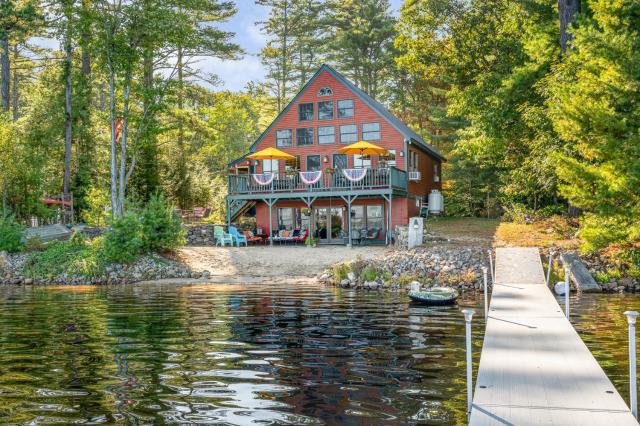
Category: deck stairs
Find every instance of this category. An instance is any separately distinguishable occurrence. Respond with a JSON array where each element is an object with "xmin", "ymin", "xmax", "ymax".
[
  {"xmin": 229, "ymin": 199, "xmax": 256, "ymax": 222},
  {"xmin": 419, "ymin": 196, "xmax": 429, "ymax": 218}
]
